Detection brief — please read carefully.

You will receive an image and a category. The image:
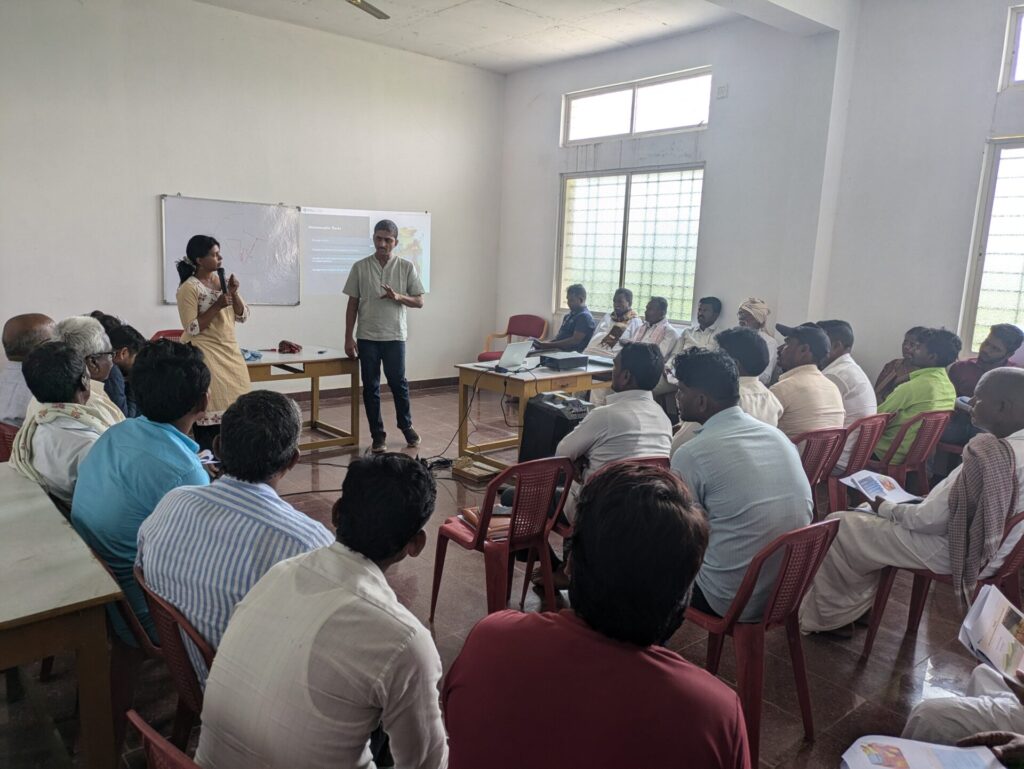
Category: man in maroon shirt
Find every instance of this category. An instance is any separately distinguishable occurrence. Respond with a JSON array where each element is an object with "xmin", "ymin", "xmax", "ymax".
[
  {"xmin": 943, "ymin": 324, "xmax": 1024, "ymax": 452},
  {"xmin": 442, "ymin": 464, "xmax": 751, "ymax": 769}
]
